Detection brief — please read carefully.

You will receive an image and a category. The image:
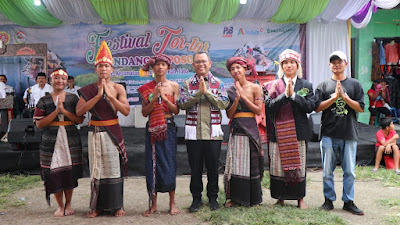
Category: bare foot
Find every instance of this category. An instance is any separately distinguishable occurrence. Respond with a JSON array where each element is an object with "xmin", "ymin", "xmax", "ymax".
[
  {"xmin": 142, "ymin": 207, "xmax": 157, "ymax": 217},
  {"xmin": 115, "ymin": 208, "xmax": 126, "ymax": 217},
  {"xmin": 64, "ymin": 206, "xmax": 75, "ymax": 216},
  {"xmin": 298, "ymin": 199, "xmax": 307, "ymax": 209},
  {"xmin": 274, "ymin": 200, "xmax": 284, "ymax": 206},
  {"xmin": 224, "ymin": 201, "xmax": 234, "ymax": 208},
  {"xmin": 54, "ymin": 207, "xmax": 64, "ymax": 217},
  {"xmin": 87, "ymin": 210, "xmax": 102, "ymax": 218},
  {"xmin": 169, "ymin": 203, "xmax": 180, "ymax": 216}
]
